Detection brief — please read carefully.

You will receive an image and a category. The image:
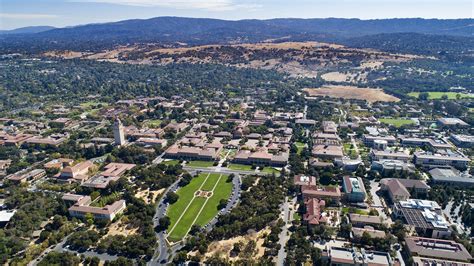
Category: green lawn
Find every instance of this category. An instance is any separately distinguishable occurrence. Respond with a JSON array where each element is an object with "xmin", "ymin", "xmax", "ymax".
[
  {"xmin": 168, "ymin": 197, "xmax": 207, "ymax": 242},
  {"xmin": 144, "ymin": 119, "xmax": 162, "ymax": 128},
  {"xmin": 261, "ymin": 167, "xmax": 281, "ymax": 175},
  {"xmin": 228, "ymin": 163, "xmax": 253, "ymax": 171},
  {"xmin": 379, "ymin": 118, "xmax": 415, "ymax": 127},
  {"xmin": 167, "ymin": 173, "xmax": 232, "ymax": 242},
  {"xmin": 194, "ymin": 174, "xmax": 232, "ymax": 226},
  {"xmin": 341, "ymin": 207, "xmax": 369, "ymax": 215},
  {"xmin": 408, "ymin": 92, "xmax": 473, "ymax": 100},
  {"xmin": 295, "ymin": 142, "xmax": 305, "ymax": 155},
  {"xmin": 161, "ymin": 160, "xmax": 180, "ymax": 166},
  {"xmin": 167, "ymin": 174, "xmax": 208, "ymax": 229},
  {"xmin": 186, "ymin": 160, "xmax": 215, "ymax": 168},
  {"xmin": 201, "ymin": 173, "xmax": 221, "ymax": 191}
]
